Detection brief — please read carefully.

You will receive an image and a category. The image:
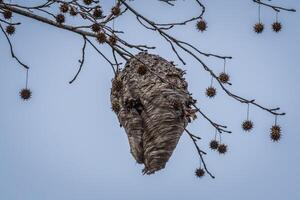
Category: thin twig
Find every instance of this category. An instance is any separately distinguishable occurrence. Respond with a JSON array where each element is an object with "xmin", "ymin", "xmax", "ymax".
[
  {"xmin": 0, "ymin": 23, "xmax": 29, "ymax": 69},
  {"xmin": 69, "ymin": 36, "xmax": 87, "ymax": 84}
]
